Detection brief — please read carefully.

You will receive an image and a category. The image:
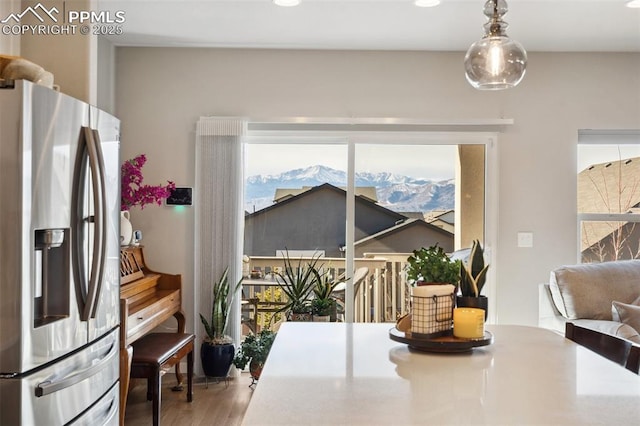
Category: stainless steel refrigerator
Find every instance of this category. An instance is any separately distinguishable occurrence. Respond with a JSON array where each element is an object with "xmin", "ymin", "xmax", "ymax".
[{"xmin": 0, "ymin": 79, "xmax": 120, "ymax": 425}]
